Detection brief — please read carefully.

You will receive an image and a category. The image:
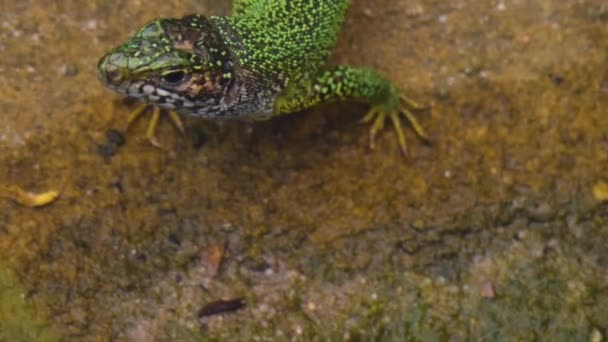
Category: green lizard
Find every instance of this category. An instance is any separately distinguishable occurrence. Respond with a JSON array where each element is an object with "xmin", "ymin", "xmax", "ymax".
[{"xmin": 97, "ymin": 0, "xmax": 430, "ymax": 155}]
